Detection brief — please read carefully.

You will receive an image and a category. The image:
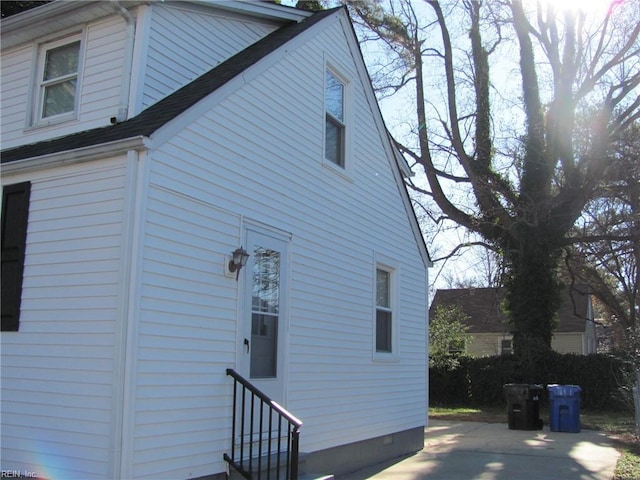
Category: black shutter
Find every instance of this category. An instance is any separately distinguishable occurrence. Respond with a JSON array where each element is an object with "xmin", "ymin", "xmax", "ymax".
[{"xmin": 1, "ymin": 182, "xmax": 31, "ymax": 332}]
